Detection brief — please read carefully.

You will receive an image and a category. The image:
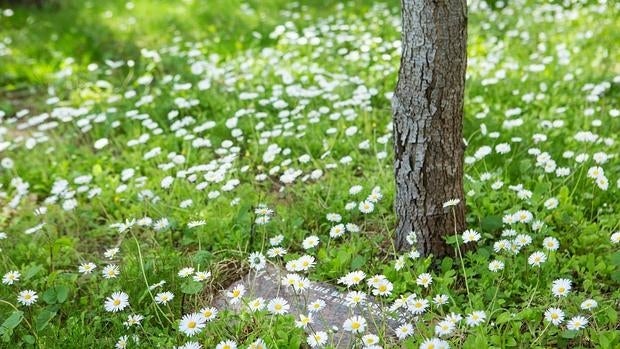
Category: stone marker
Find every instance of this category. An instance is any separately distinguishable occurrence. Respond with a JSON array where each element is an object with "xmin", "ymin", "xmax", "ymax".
[{"xmin": 214, "ymin": 264, "xmax": 404, "ymax": 348}]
